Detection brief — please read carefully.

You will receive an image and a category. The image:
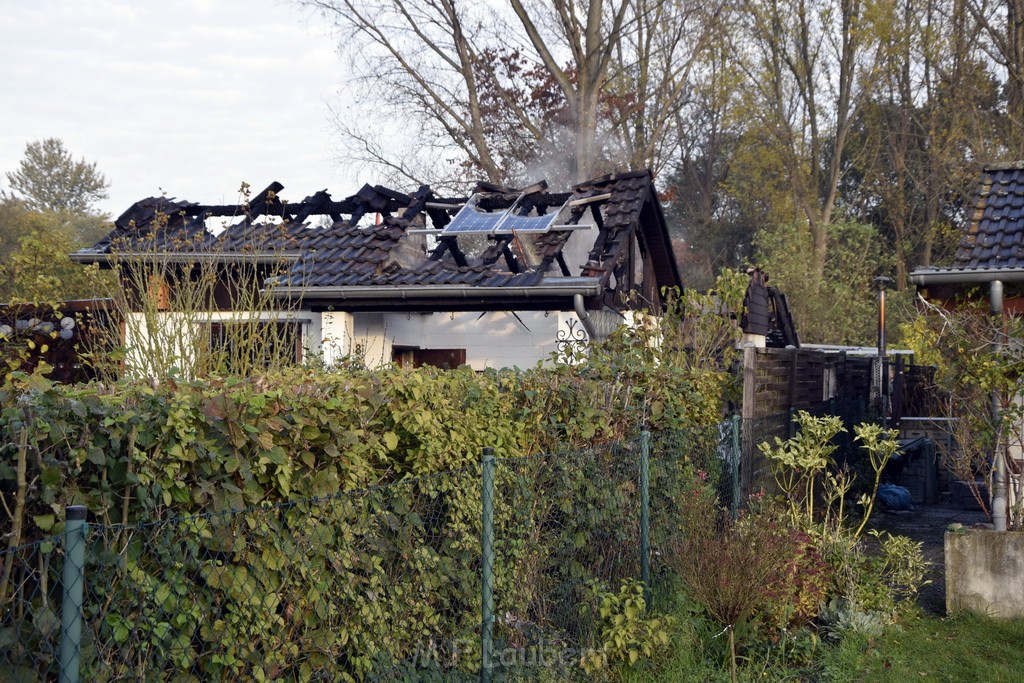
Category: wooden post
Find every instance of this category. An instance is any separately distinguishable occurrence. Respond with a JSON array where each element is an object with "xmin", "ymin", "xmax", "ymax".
[{"xmin": 741, "ymin": 345, "xmax": 757, "ymax": 499}]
